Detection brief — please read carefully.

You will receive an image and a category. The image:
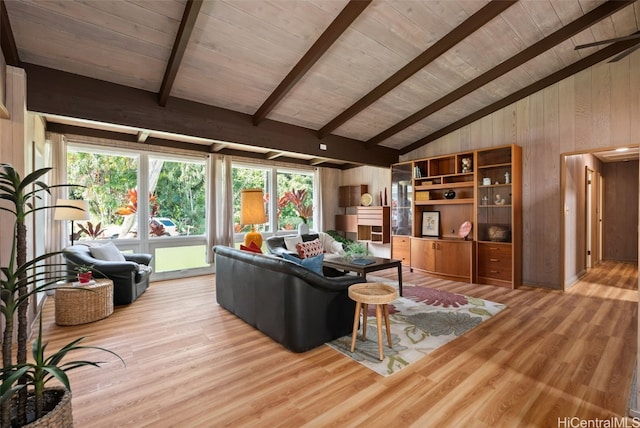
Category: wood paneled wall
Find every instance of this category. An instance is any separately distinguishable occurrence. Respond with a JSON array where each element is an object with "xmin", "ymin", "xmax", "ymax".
[
  {"xmin": 603, "ymin": 160, "xmax": 639, "ymax": 262},
  {"xmin": 400, "ymin": 50, "xmax": 640, "ymax": 289}
]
